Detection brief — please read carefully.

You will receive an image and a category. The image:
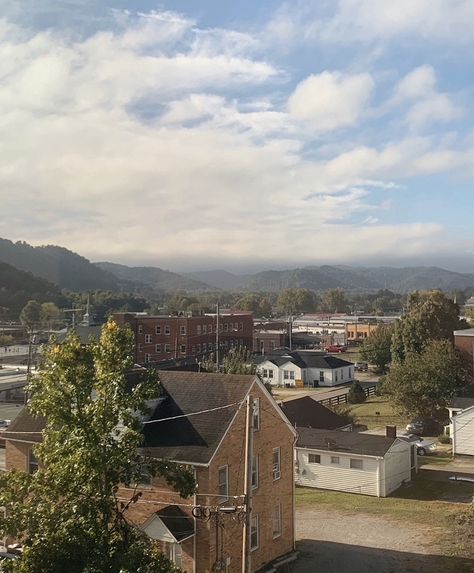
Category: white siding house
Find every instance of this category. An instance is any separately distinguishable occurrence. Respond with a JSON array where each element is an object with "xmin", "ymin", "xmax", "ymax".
[
  {"xmin": 452, "ymin": 406, "xmax": 474, "ymax": 456},
  {"xmin": 295, "ymin": 428, "xmax": 413, "ymax": 497},
  {"xmin": 256, "ymin": 351, "xmax": 354, "ymax": 388}
]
